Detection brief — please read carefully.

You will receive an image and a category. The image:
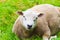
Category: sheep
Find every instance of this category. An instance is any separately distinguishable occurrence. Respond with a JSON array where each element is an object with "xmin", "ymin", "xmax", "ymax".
[{"xmin": 12, "ymin": 4, "xmax": 60, "ymax": 40}]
